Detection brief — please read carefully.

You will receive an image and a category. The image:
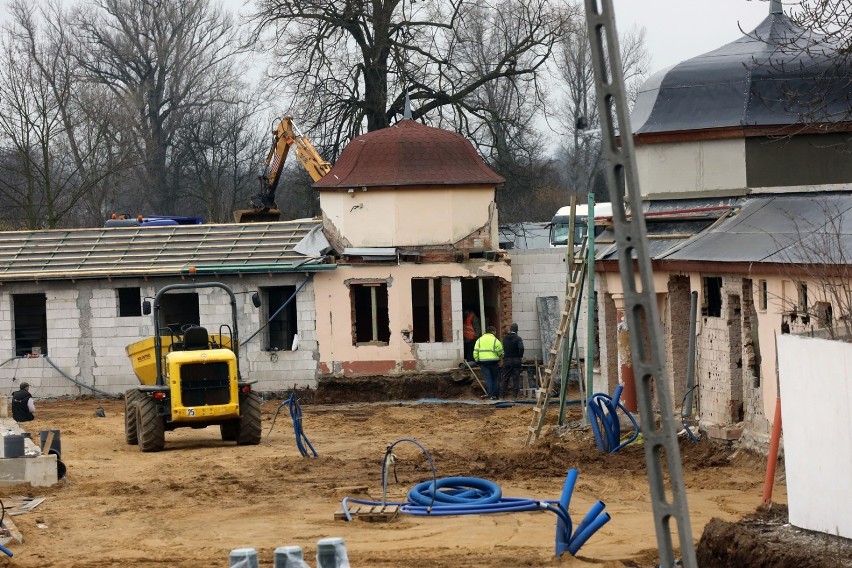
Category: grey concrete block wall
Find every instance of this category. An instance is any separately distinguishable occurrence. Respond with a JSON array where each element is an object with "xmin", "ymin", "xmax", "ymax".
[
  {"xmin": 508, "ymin": 248, "xmax": 588, "ymax": 362},
  {"xmin": 0, "ymin": 275, "xmax": 322, "ymax": 398}
]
